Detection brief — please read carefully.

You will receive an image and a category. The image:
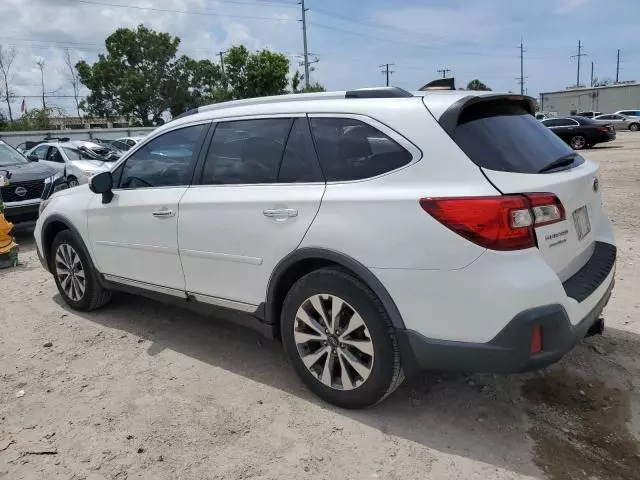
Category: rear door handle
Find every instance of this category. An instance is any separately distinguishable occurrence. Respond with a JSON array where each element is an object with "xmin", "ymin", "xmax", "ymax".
[
  {"xmin": 263, "ymin": 208, "xmax": 298, "ymax": 219},
  {"xmin": 152, "ymin": 209, "xmax": 175, "ymax": 218}
]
